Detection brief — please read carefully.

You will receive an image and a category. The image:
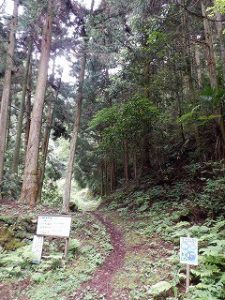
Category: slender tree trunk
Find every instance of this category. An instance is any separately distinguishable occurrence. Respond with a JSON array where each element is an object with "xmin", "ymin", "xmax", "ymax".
[
  {"xmin": 19, "ymin": 0, "xmax": 53, "ymax": 206},
  {"xmin": 124, "ymin": 139, "xmax": 129, "ymax": 184},
  {"xmin": 195, "ymin": 44, "xmax": 202, "ymax": 89},
  {"xmin": 104, "ymin": 158, "xmax": 108, "ymax": 195},
  {"xmin": 62, "ymin": 0, "xmax": 95, "ymax": 212},
  {"xmin": 133, "ymin": 150, "xmax": 137, "ymax": 182},
  {"xmin": 215, "ymin": 12, "xmax": 225, "ymax": 84},
  {"xmin": 201, "ymin": 2, "xmax": 217, "ymax": 88},
  {"xmin": 101, "ymin": 161, "xmax": 104, "ymax": 196},
  {"xmin": 176, "ymin": 91, "xmax": 185, "ymax": 142},
  {"xmin": 62, "ymin": 51, "xmax": 86, "ymax": 212},
  {"xmin": 36, "ymin": 100, "xmax": 54, "ymax": 203},
  {"xmin": 12, "ymin": 40, "xmax": 32, "ymax": 174},
  {"xmin": 181, "ymin": 7, "xmax": 201, "ymax": 150},
  {"xmin": 110, "ymin": 159, "xmax": 116, "ymax": 192},
  {"xmin": 0, "ymin": 0, "xmax": 18, "ymax": 187},
  {"xmin": 37, "ymin": 78, "xmax": 61, "ymax": 203},
  {"xmin": 25, "ymin": 63, "xmax": 32, "ymax": 147}
]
